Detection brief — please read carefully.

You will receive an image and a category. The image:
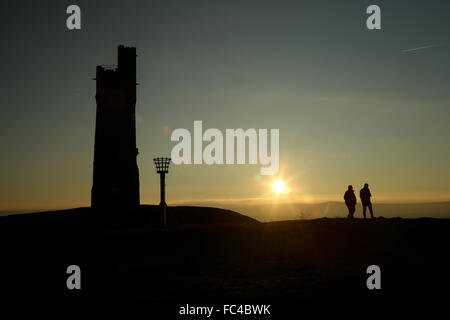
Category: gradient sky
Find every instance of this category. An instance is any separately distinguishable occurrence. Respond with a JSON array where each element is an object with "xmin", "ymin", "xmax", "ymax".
[{"xmin": 1, "ymin": 0, "xmax": 449, "ymax": 211}]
